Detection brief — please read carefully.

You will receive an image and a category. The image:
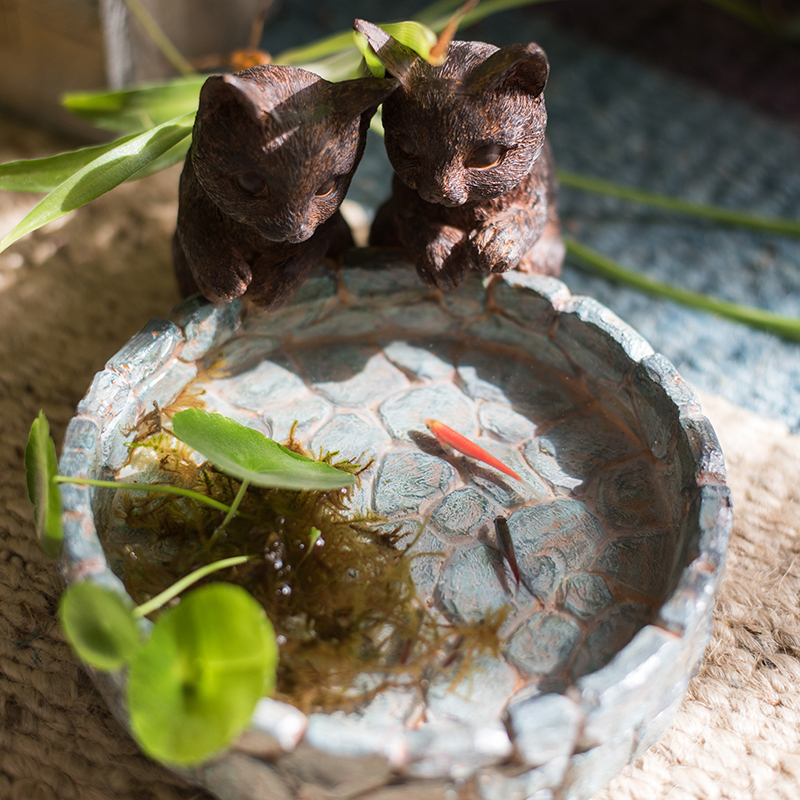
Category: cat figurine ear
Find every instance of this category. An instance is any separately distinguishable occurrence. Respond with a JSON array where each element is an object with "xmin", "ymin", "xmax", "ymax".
[
  {"xmin": 172, "ymin": 65, "xmax": 398, "ymax": 309},
  {"xmin": 355, "ymin": 19, "xmax": 563, "ymax": 290}
]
